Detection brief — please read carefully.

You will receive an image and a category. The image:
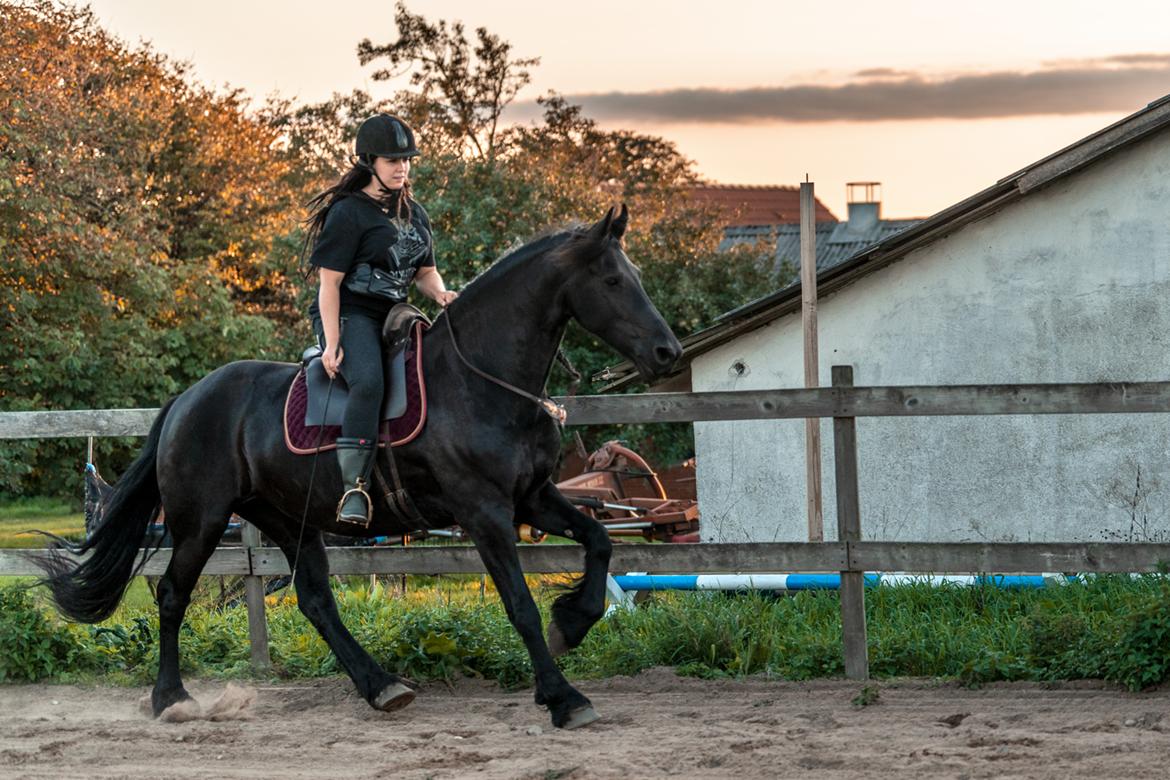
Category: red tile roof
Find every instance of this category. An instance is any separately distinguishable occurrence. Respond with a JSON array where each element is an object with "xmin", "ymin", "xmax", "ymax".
[{"xmin": 687, "ymin": 184, "xmax": 838, "ymax": 226}]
